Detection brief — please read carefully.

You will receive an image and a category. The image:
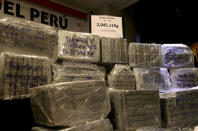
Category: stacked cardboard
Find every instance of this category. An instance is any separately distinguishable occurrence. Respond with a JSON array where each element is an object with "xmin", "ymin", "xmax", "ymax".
[
  {"xmin": 101, "ymin": 37, "xmax": 128, "ymax": 64},
  {"xmin": 31, "ymin": 119, "xmax": 113, "ymax": 131},
  {"xmin": 170, "ymin": 68, "xmax": 198, "ymax": 88},
  {"xmin": 160, "ymin": 87, "xmax": 198, "ymax": 127},
  {"xmin": 108, "ymin": 64, "xmax": 135, "ymax": 90},
  {"xmin": 30, "ymin": 80, "xmax": 110, "ymax": 127},
  {"xmin": 55, "ymin": 30, "xmax": 100, "ymax": 63},
  {"xmin": 0, "ymin": 17, "xmax": 57, "ymax": 58},
  {"xmin": 129, "ymin": 43, "xmax": 162, "ymax": 68},
  {"xmin": 162, "ymin": 44, "xmax": 194, "ymax": 68},
  {"xmin": 134, "ymin": 68, "xmax": 171, "ymax": 92},
  {"xmin": 0, "ymin": 52, "xmax": 51, "ymax": 100},
  {"xmin": 109, "ymin": 89, "xmax": 161, "ymax": 131},
  {"xmin": 52, "ymin": 61, "xmax": 105, "ymax": 83}
]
